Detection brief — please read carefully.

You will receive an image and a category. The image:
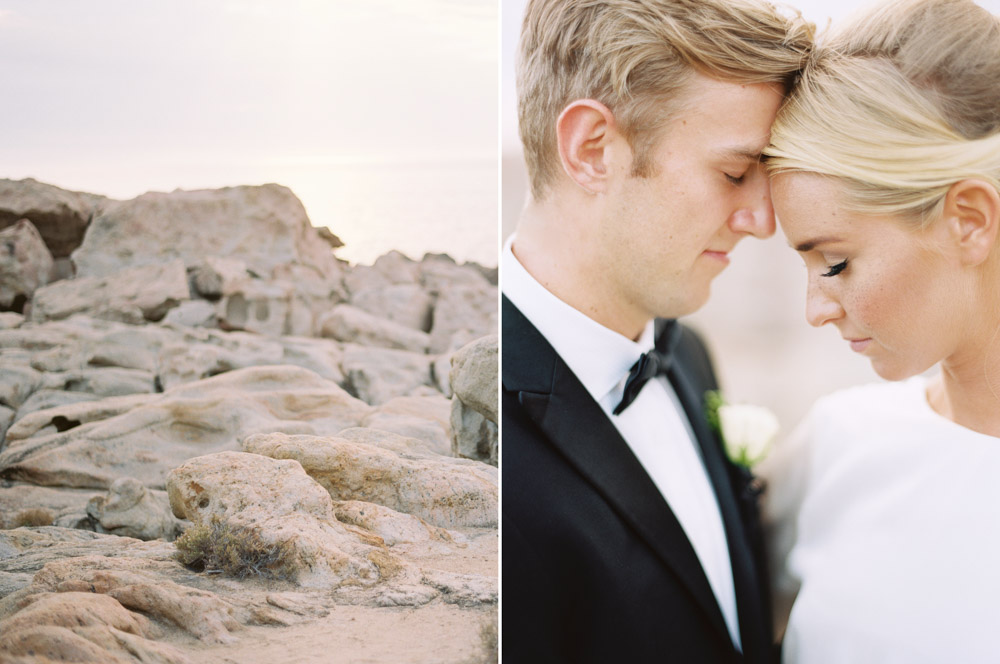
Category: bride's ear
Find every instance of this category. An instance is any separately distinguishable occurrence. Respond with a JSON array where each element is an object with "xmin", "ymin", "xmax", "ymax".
[
  {"xmin": 942, "ymin": 179, "xmax": 1000, "ymax": 266},
  {"xmin": 555, "ymin": 99, "xmax": 620, "ymax": 195}
]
